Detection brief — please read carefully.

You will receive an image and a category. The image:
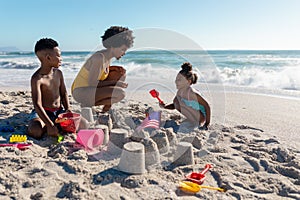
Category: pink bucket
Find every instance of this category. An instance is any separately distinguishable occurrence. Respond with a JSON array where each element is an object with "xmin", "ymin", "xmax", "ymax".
[{"xmin": 76, "ymin": 129, "xmax": 104, "ymax": 151}]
